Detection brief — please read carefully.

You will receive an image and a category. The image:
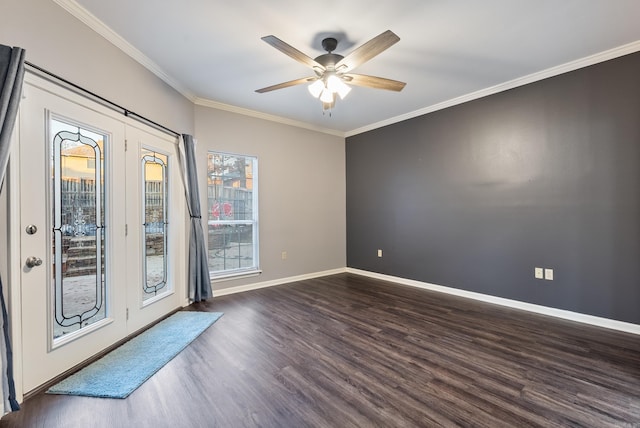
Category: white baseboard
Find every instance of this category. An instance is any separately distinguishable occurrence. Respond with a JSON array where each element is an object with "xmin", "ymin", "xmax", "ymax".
[
  {"xmin": 346, "ymin": 268, "xmax": 640, "ymax": 336},
  {"xmin": 212, "ymin": 268, "xmax": 347, "ymax": 297},
  {"xmin": 209, "ymin": 266, "xmax": 640, "ymax": 336}
]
